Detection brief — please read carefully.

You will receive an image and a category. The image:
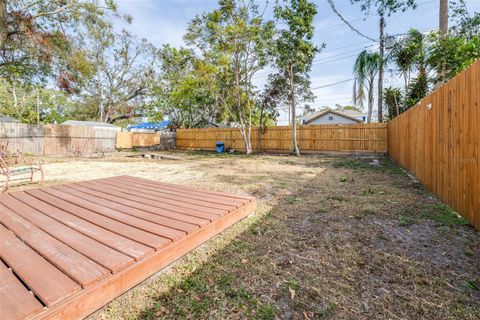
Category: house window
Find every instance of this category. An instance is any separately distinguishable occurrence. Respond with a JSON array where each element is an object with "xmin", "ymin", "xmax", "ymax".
[
  {"xmin": 363, "ymin": 116, "xmax": 366, "ymax": 122},
  {"xmin": 328, "ymin": 116, "xmax": 334, "ymax": 121}
]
